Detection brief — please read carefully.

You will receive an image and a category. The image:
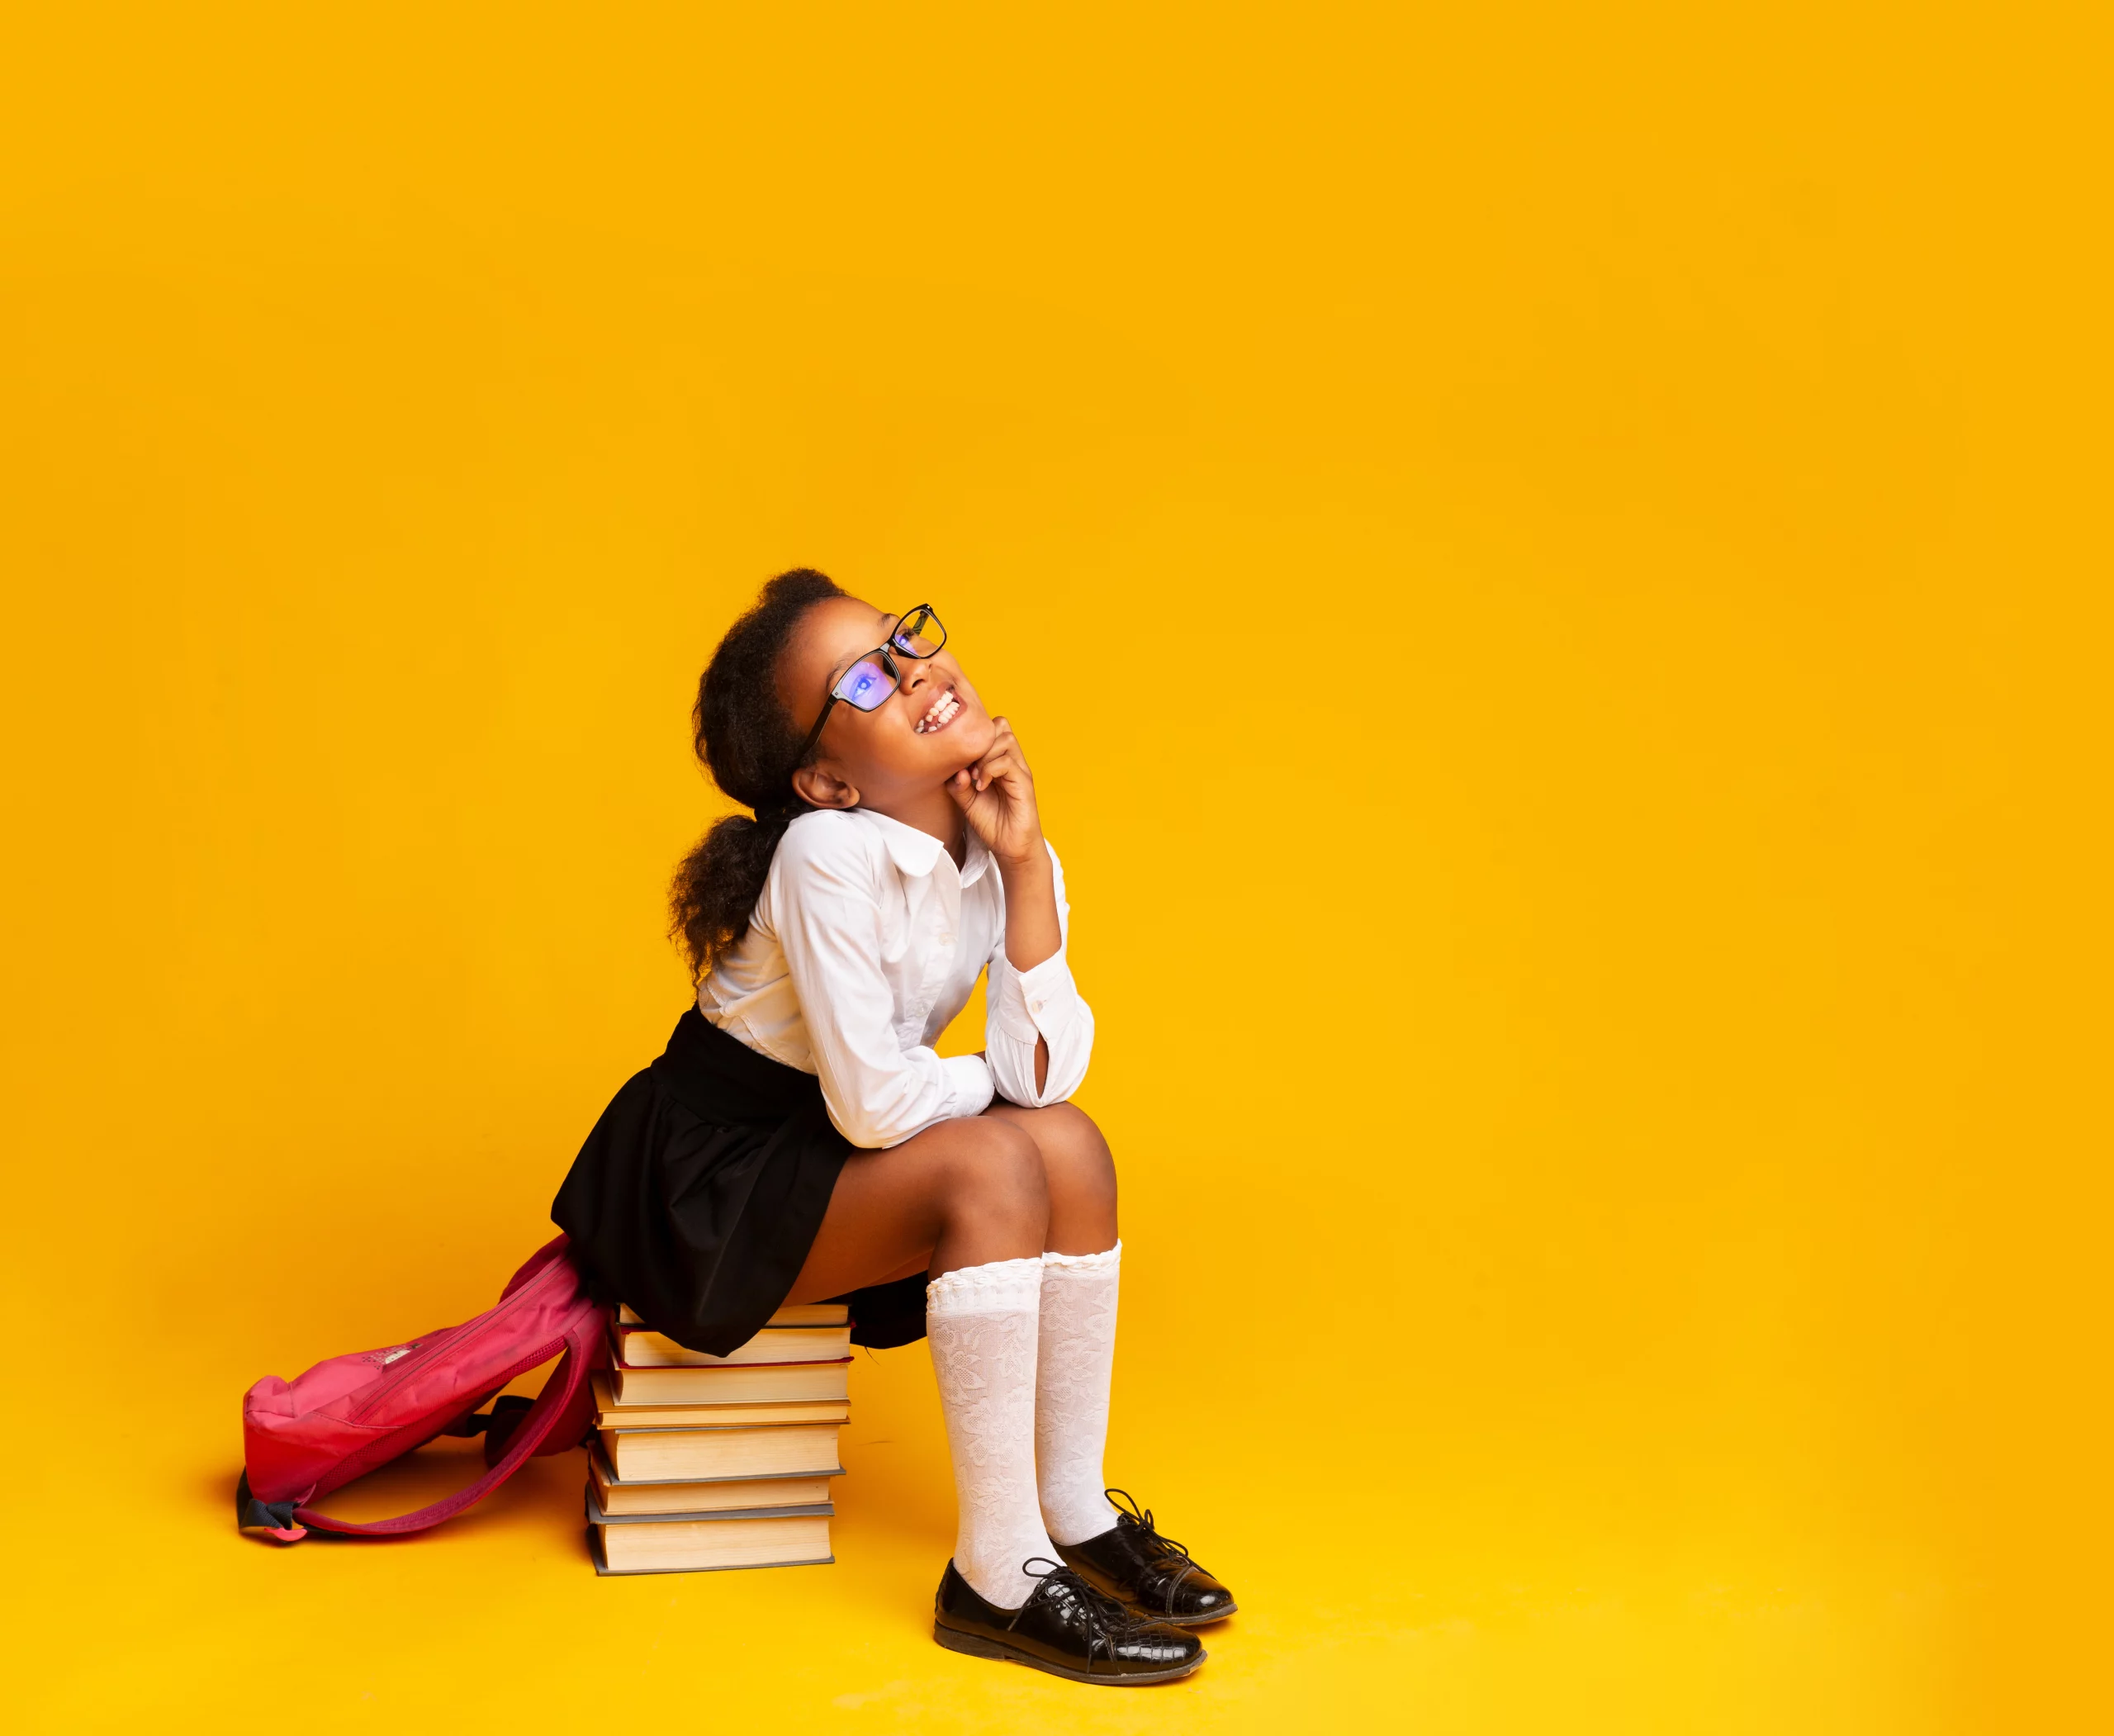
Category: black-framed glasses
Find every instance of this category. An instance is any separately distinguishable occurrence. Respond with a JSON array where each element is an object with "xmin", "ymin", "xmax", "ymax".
[{"xmin": 791, "ymin": 604, "xmax": 947, "ymax": 768}]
